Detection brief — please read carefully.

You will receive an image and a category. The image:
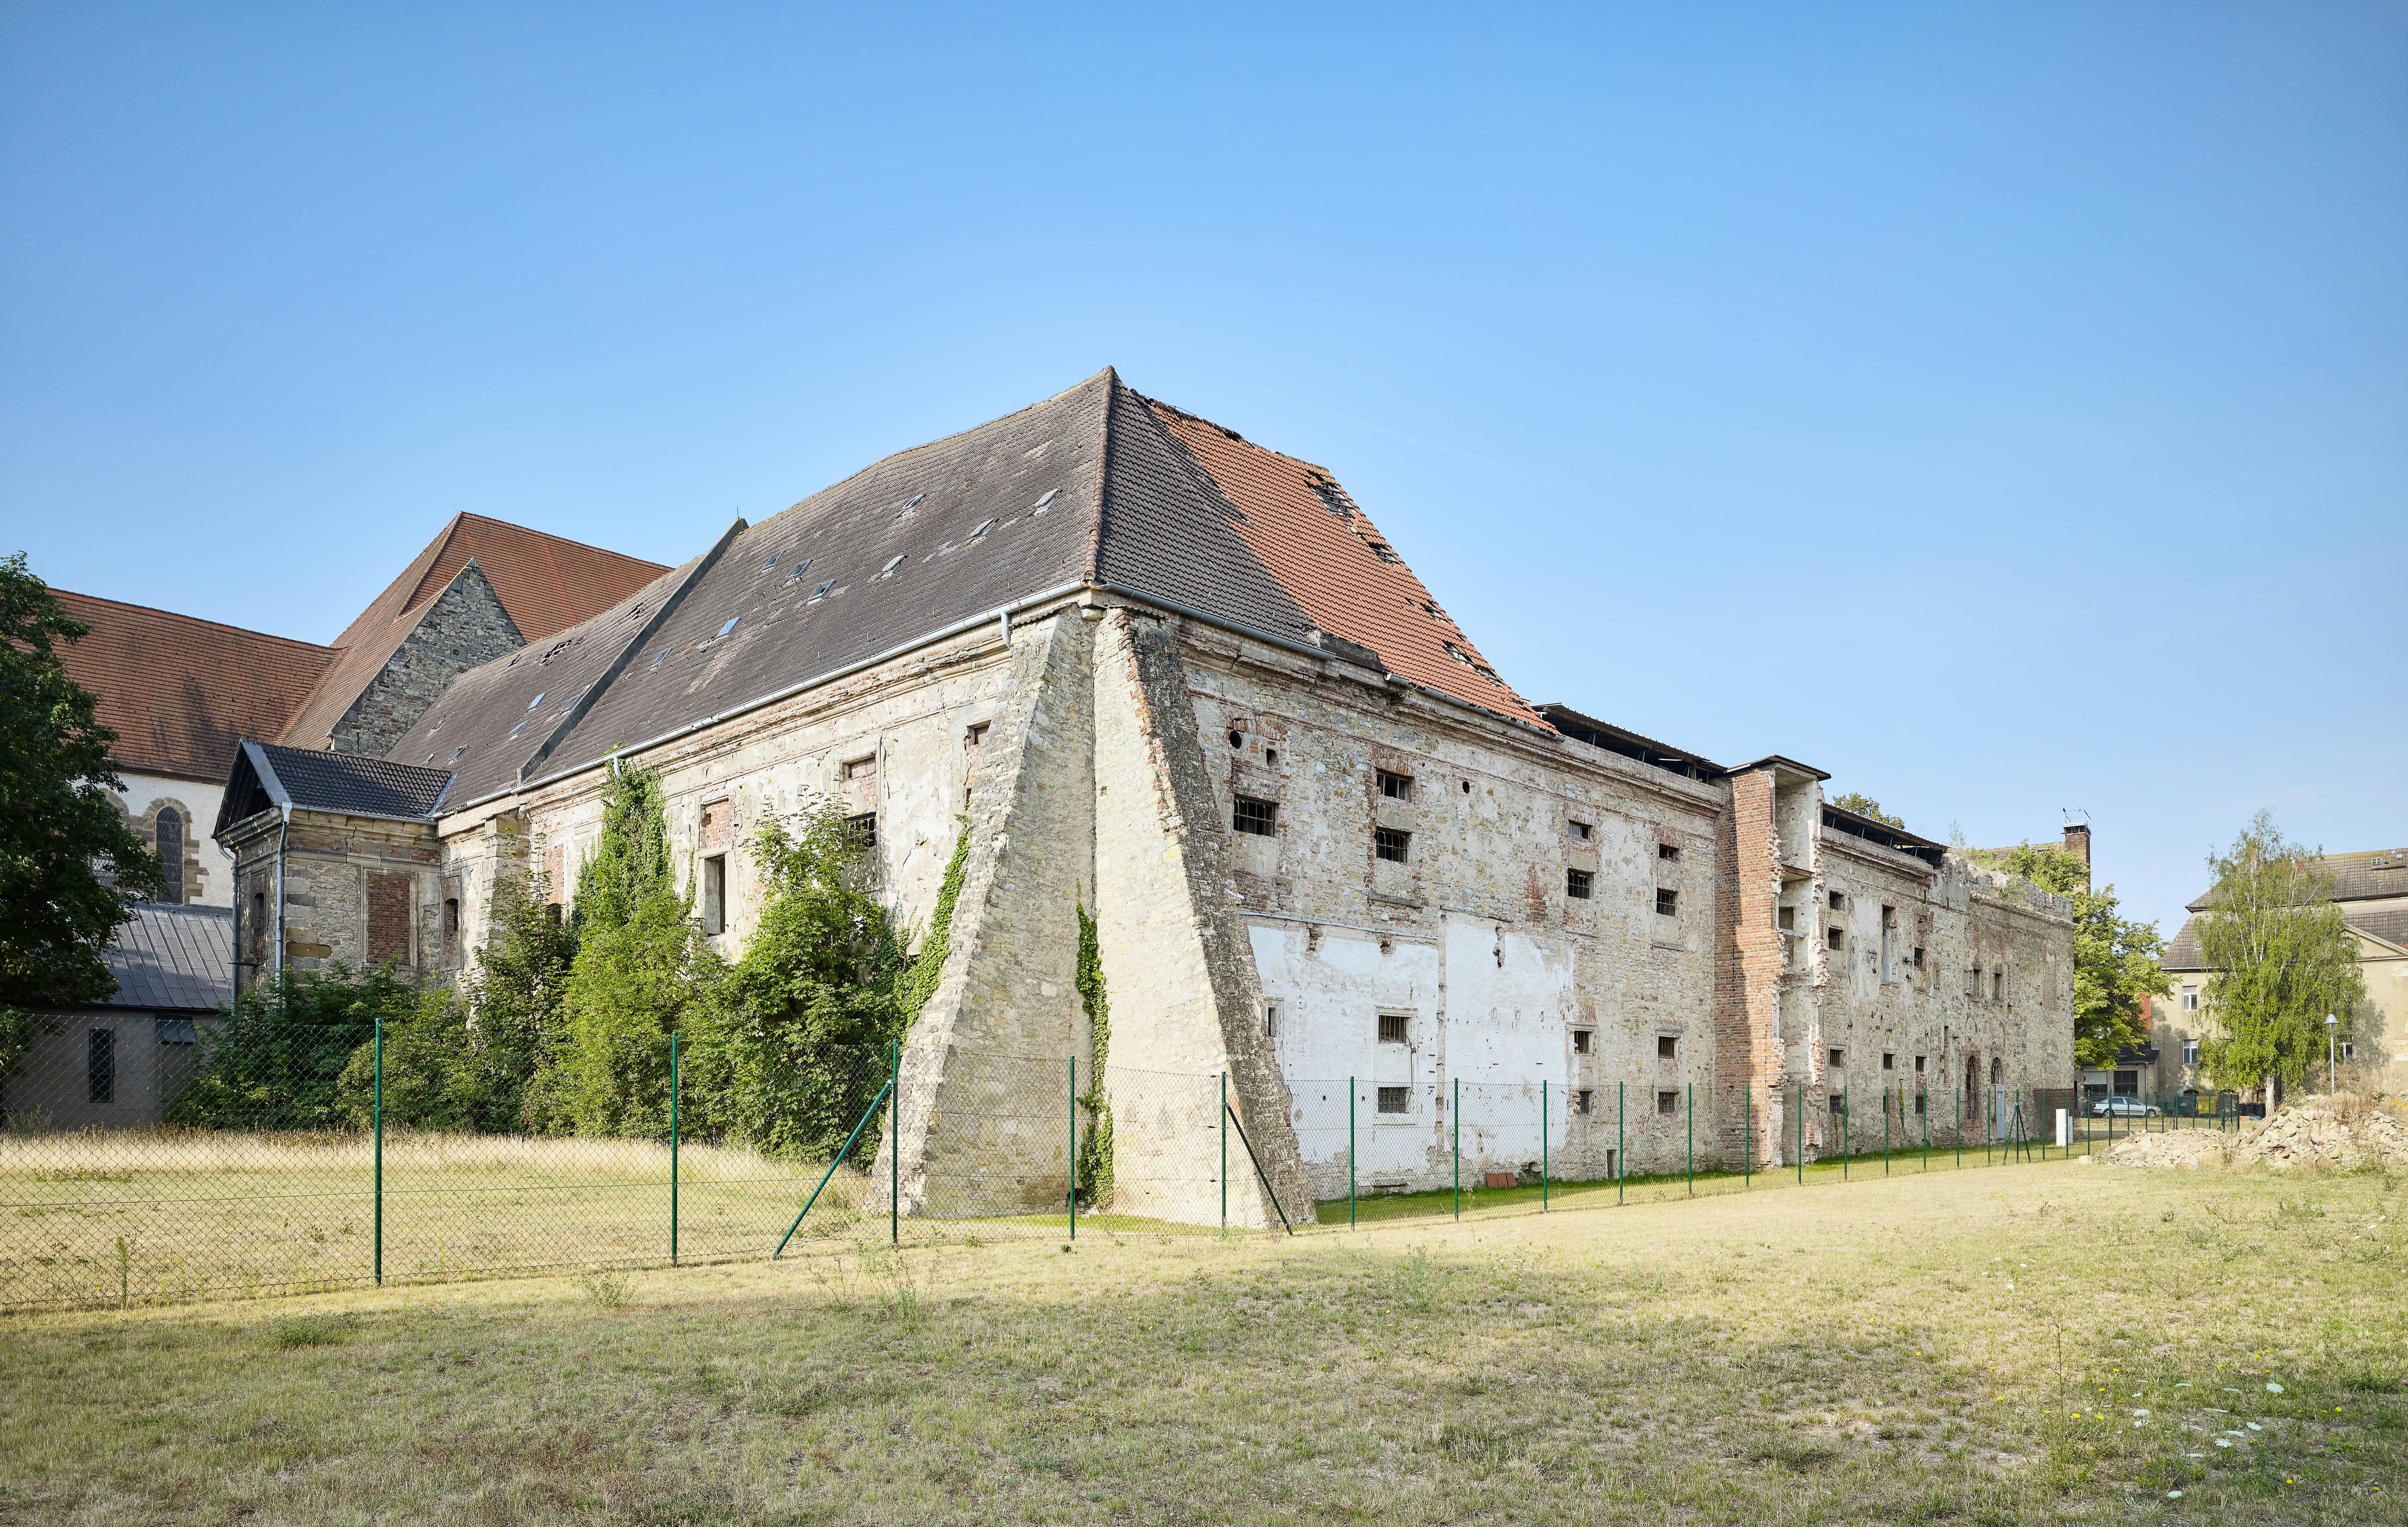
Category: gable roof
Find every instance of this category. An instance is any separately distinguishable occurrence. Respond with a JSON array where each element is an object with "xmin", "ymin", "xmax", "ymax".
[
  {"xmin": 277, "ymin": 514, "xmax": 668, "ymax": 753},
  {"xmin": 50, "ymin": 591, "xmax": 336, "ymax": 783},
  {"xmin": 215, "ymin": 740, "xmax": 454, "ymax": 836},
  {"xmin": 99, "ymin": 902, "xmax": 233, "ymax": 1013},
  {"xmin": 392, "ymin": 369, "xmax": 1554, "ymax": 812},
  {"xmin": 2184, "ymin": 848, "xmax": 2408, "ymax": 912},
  {"xmin": 2163, "ymin": 905, "xmax": 2408, "ymax": 974}
]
